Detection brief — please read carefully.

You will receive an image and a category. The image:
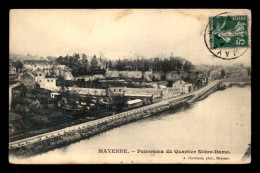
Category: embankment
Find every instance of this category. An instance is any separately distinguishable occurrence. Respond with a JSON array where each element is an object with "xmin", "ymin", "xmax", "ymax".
[
  {"xmin": 10, "ymin": 96, "xmax": 191, "ymax": 157},
  {"xmin": 9, "ymin": 81, "xmax": 221, "ymax": 157}
]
